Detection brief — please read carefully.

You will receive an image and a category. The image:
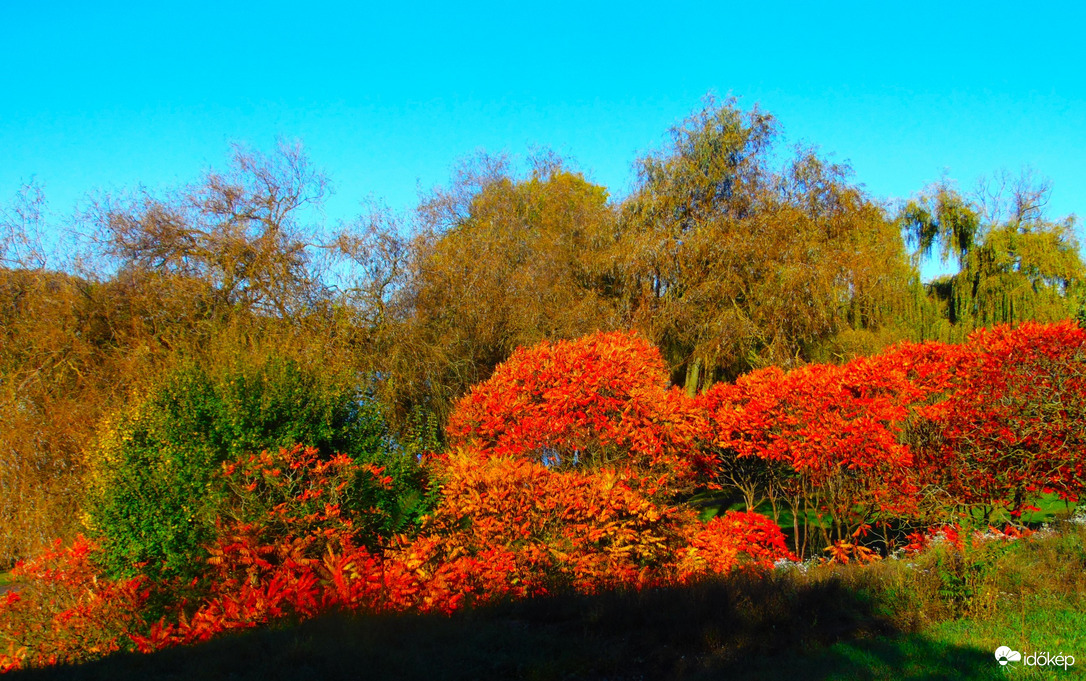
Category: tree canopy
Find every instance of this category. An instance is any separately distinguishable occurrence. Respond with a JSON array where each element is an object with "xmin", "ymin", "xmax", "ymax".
[
  {"xmin": 900, "ymin": 174, "xmax": 1085, "ymax": 336},
  {"xmin": 618, "ymin": 98, "xmax": 915, "ymax": 388}
]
